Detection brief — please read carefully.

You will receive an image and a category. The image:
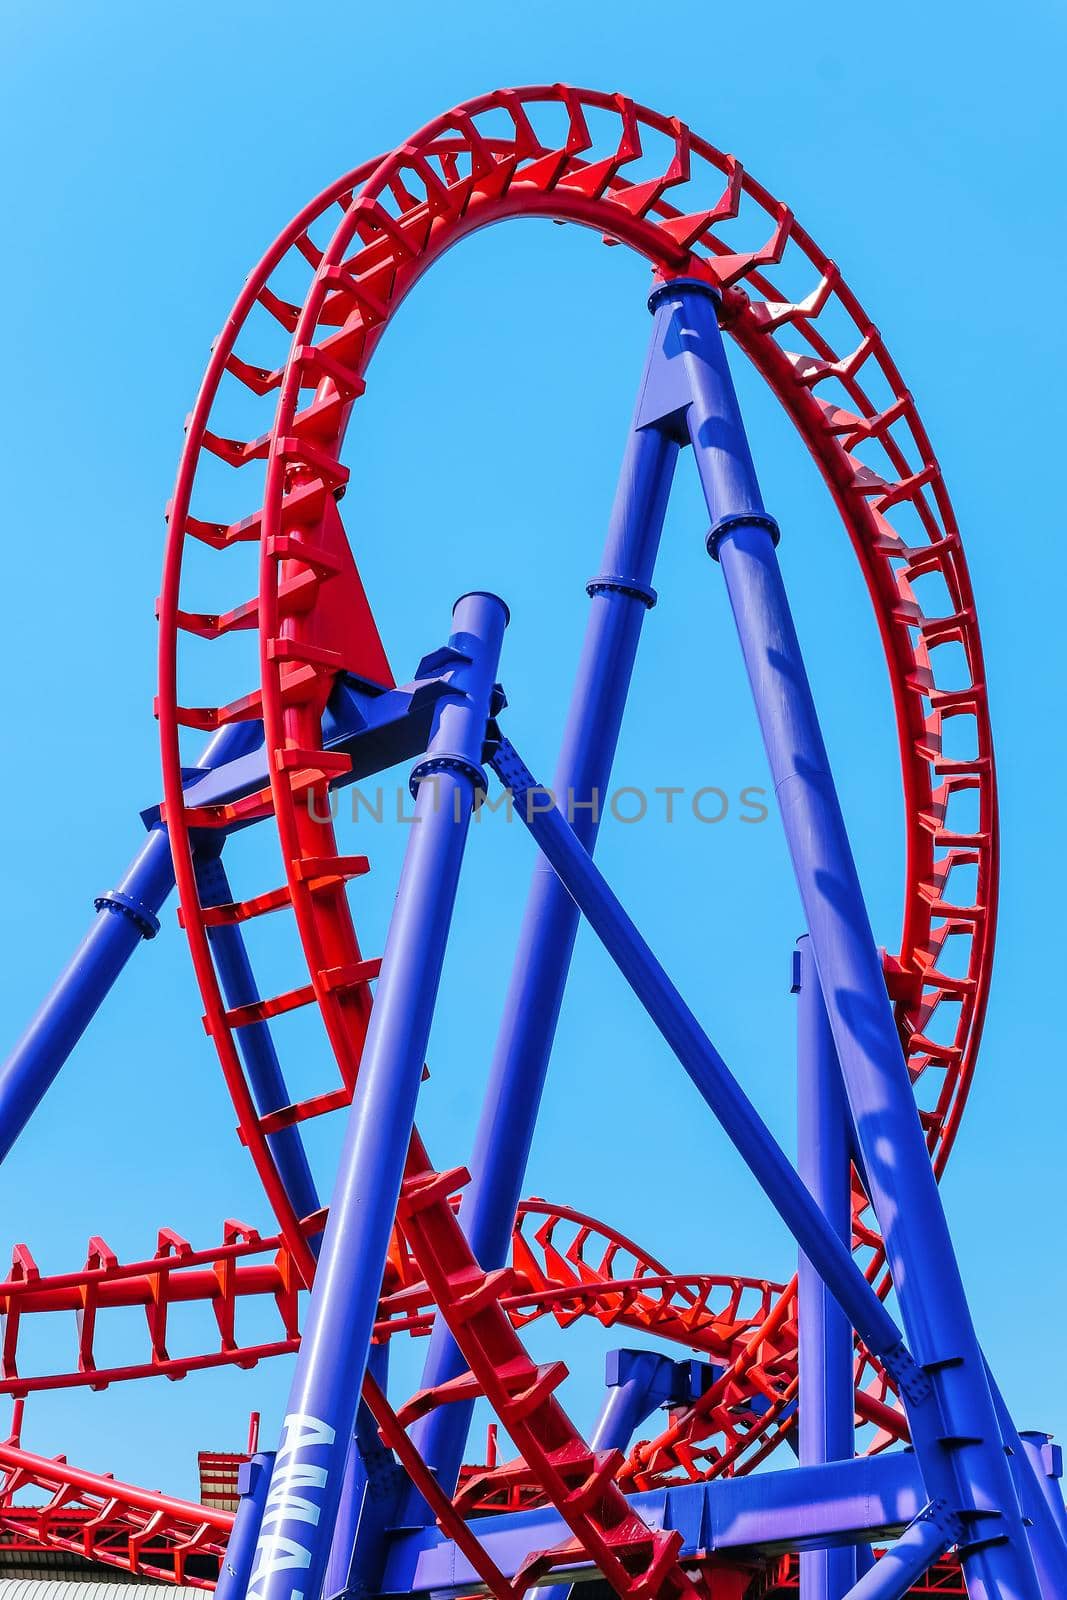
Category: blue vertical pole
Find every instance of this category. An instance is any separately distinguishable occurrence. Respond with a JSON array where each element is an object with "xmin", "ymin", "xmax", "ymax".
[
  {"xmin": 247, "ymin": 593, "xmax": 508, "ymax": 1600},
  {"xmin": 410, "ymin": 316, "xmax": 682, "ymax": 1498},
  {"xmin": 0, "ymin": 721, "xmax": 261, "ymax": 1165},
  {"xmin": 795, "ymin": 935, "xmax": 856, "ymax": 1600},
  {"xmin": 654, "ymin": 276, "xmax": 1044, "ymax": 1597},
  {"xmin": 322, "ymin": 1343, "xmax": 393, "ymax": 1600},
  {"xmin": 215, "ymin": 1451, "xmax": 275, "ymax": 1600},
  {"xmin": 195, "ymin": 850, "xmax": 320, "ymax": 1231}
]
